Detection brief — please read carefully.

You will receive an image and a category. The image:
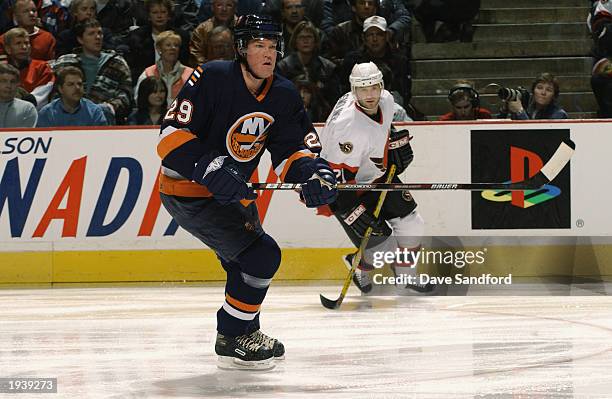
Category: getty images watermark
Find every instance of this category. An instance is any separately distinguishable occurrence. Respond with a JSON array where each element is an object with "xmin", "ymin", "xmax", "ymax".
[{"xmin": 371, "ymin": 247, "xmax": 513, "ymax": 286}]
